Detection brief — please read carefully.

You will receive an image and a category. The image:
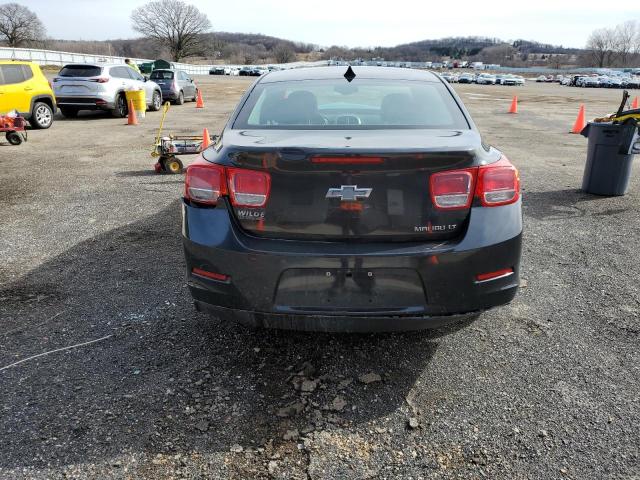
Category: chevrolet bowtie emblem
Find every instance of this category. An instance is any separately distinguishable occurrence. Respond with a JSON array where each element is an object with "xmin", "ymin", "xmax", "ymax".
[{"xmin": 326, "ymin": 185, "xmax": 372, "ymax": 201}]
